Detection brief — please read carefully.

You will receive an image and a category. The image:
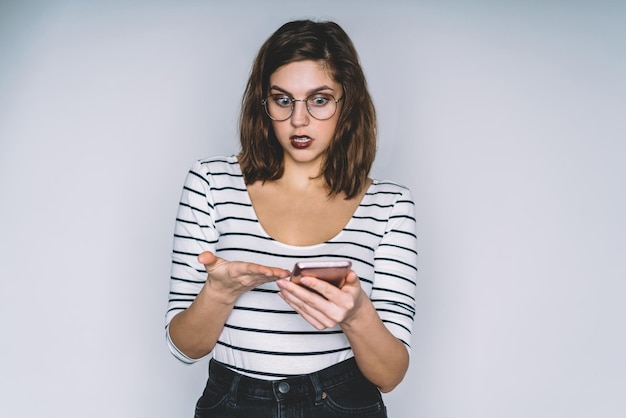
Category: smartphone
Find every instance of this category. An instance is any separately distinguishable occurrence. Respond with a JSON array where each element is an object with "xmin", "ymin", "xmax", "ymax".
[{"xmin": 291, "ymin": 260, "xmax": 352, "ymax": 289}]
